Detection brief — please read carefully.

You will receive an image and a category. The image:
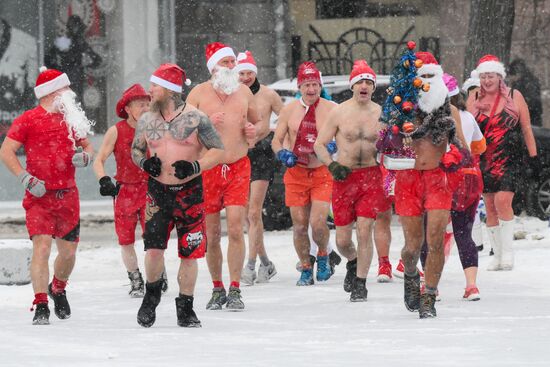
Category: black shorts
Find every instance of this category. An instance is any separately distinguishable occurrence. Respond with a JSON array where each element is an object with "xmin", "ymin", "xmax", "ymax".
[
  {"xmin": 248, "ymin": 132, "xmax": 276, "ymax": 182},
  {"xmin": 143, "ymin": 177, "xmax": 206, "ymax": 259}
]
